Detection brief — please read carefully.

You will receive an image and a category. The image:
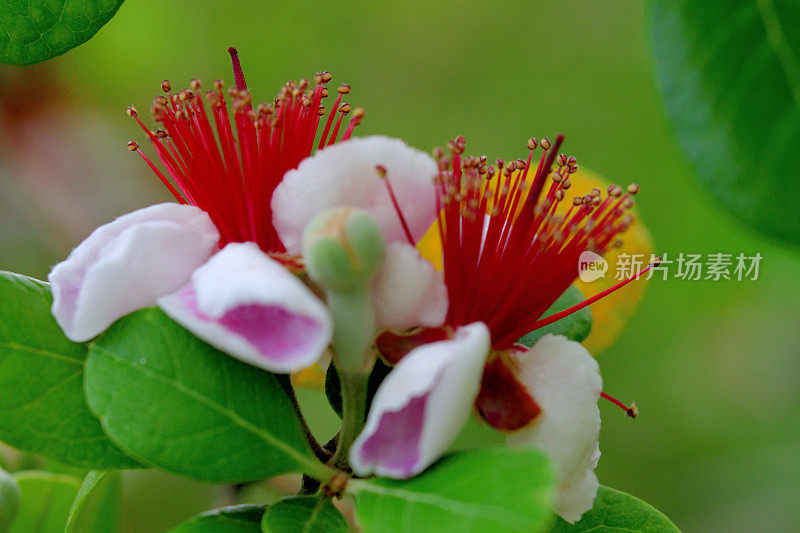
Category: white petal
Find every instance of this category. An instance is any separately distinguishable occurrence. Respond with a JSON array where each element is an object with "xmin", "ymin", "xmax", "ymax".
[
  {"xmin": 372, "ymin": 242, "xmax": 448, "ymax": 332},
  {"xmin": 158, "ymin": 242, "xmax": 333, "ymax": 373},
  {"xmin": 48, "ymin": 203, "xmax": 219, "ymax": 342},
  {"xmin": 506, "ymin": 334, "xmax": 603, "ymax": 524},
  {"xmin": 272, "ymin": 136, "xmax": 438, "ymax": 253},
  {"xmin": 350, "ymin": 322, "xmax": 490, "ymax": 478}
]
